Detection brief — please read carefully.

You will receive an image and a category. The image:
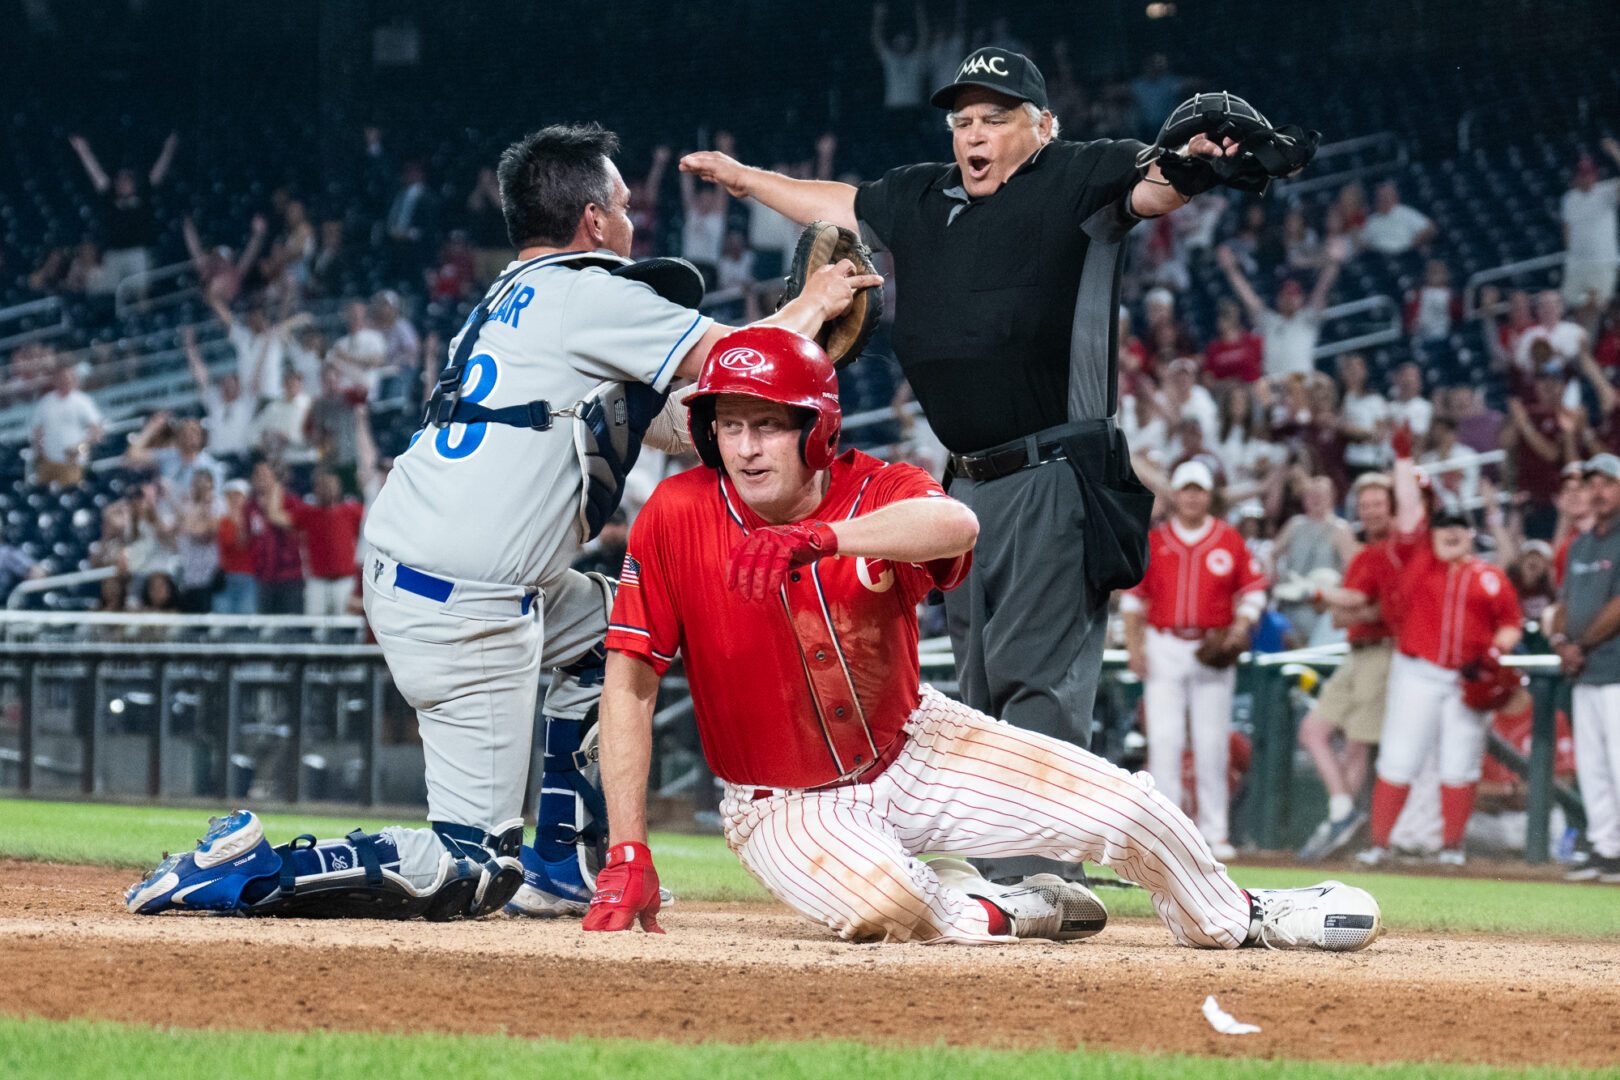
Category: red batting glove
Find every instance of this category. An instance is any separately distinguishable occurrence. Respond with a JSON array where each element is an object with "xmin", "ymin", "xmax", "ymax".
[
  {"xmin": 726, "ymin": 521, "xmax": 839, "ymax": 602},
  {"xmin": 1390, "ymin": 422, "xmax": 1414, "ymax": 461},
  {"xmin": 581, "ymin": 842, "xmax": 664, "ymax": 934}
]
